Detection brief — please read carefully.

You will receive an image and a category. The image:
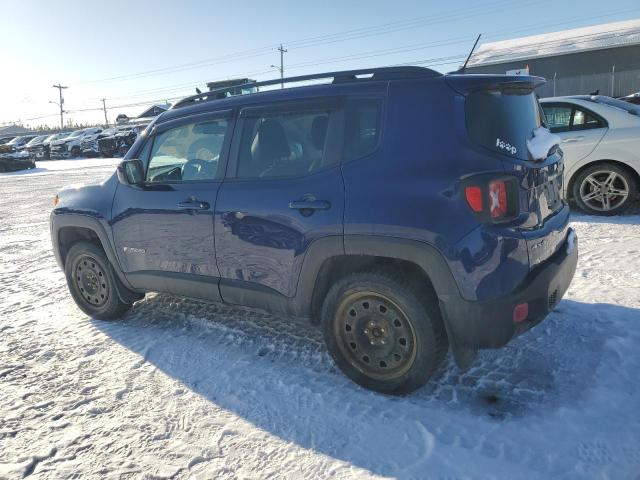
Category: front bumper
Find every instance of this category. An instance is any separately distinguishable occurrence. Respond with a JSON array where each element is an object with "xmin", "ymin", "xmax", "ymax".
[{"xmin": 440, "ymin": 228, "xmax": 578, "ymax": 350}]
